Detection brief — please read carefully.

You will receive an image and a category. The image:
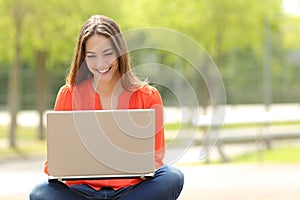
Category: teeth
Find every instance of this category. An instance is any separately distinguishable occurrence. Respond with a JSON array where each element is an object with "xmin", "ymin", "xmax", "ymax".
[{"xmin": 97, "ymin": 67, "xmax": 110, "ymax": 73}]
